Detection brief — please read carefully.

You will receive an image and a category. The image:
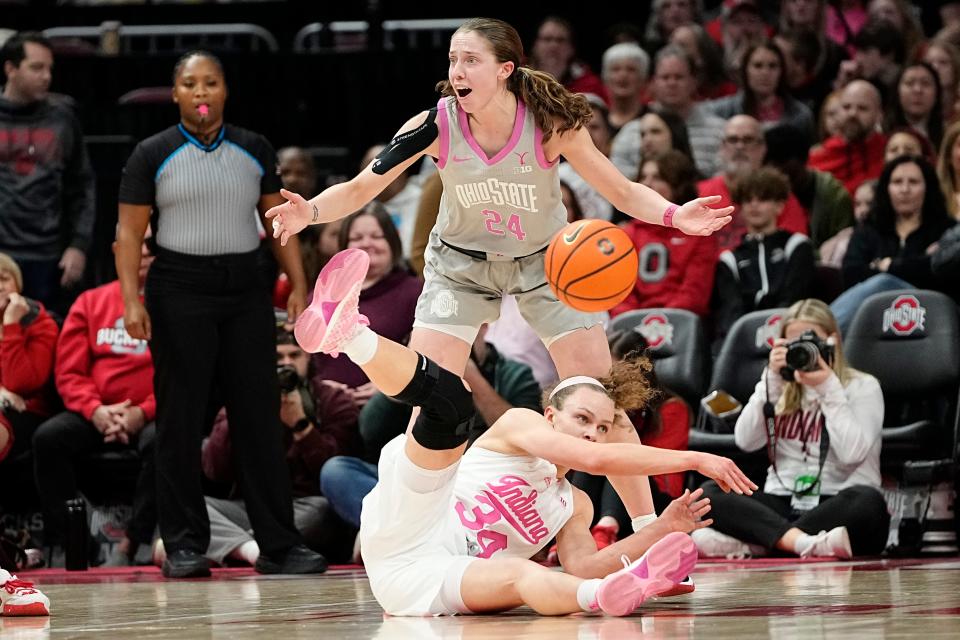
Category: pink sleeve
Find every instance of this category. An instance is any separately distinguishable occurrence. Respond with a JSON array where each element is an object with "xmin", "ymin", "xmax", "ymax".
[{"xmin": 436, "ymin": 97, "xmax": 450, "ymax": 169}]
